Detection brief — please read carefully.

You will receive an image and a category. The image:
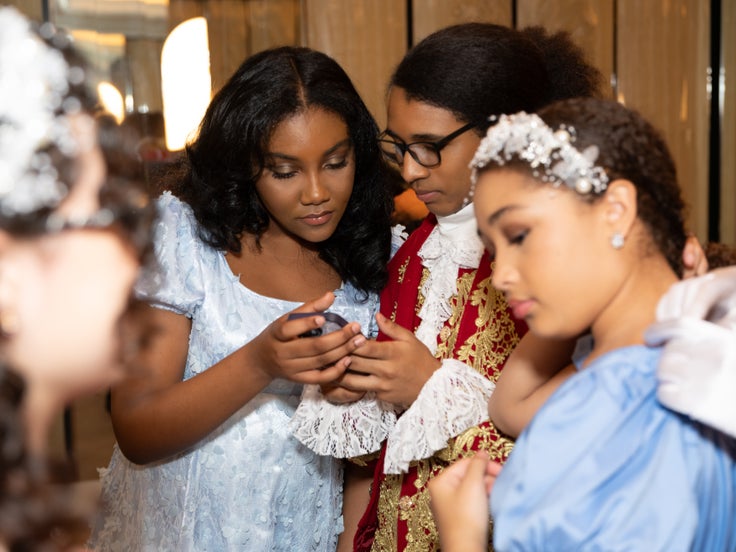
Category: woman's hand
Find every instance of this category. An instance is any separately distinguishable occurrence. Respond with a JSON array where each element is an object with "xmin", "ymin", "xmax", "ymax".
[
  {"xmin": 248, "ymin": 292, "xmax": 367, "ymax": 386},
  {"xmin": 336, "ymin": 312, "xmax": 441, "ymax": 407},
  {"xmin": 428, "ymin": 451, "xmax": 501, "ymax": 552}
]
